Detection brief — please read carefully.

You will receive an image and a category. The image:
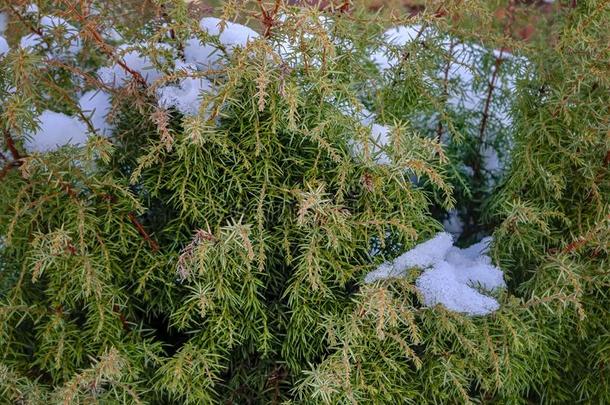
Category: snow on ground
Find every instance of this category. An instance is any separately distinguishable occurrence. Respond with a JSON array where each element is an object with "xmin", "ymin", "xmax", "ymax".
[
  {"xmin": 78, "ymin": 90, "xmax": 113, "ymax": 136},
  {"xmin": 365, "ymin": 232, "xmax": 505, "ymax": 316},
  {"xmin": 24, "ymin": 111, "xmax": 89, "ymax": 153}
]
